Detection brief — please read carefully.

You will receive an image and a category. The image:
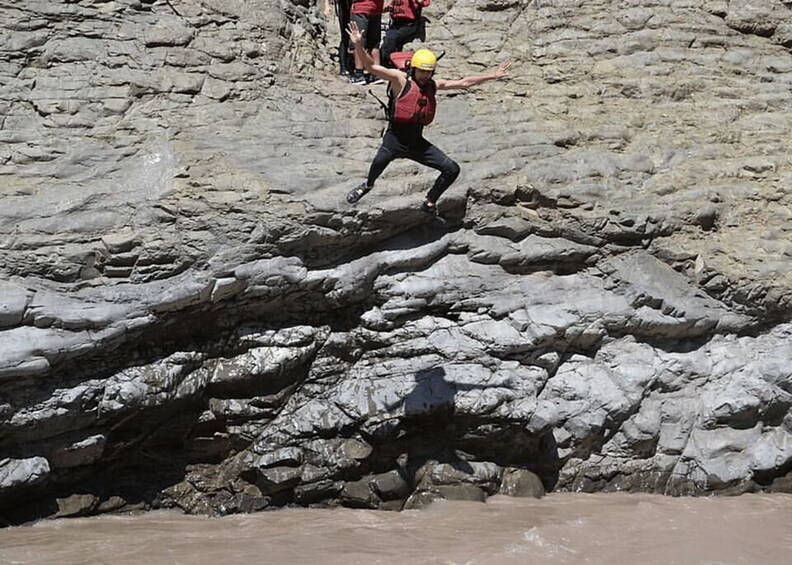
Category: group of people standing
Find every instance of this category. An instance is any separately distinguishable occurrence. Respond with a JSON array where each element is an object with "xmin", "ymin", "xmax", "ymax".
[
  {"xmin": 323, "ymin": 0, "xmax": 430, "ymax": 83},
  {"xmin": 321, "ymin": 1, "xmax": 512, "ymax": 222}
]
